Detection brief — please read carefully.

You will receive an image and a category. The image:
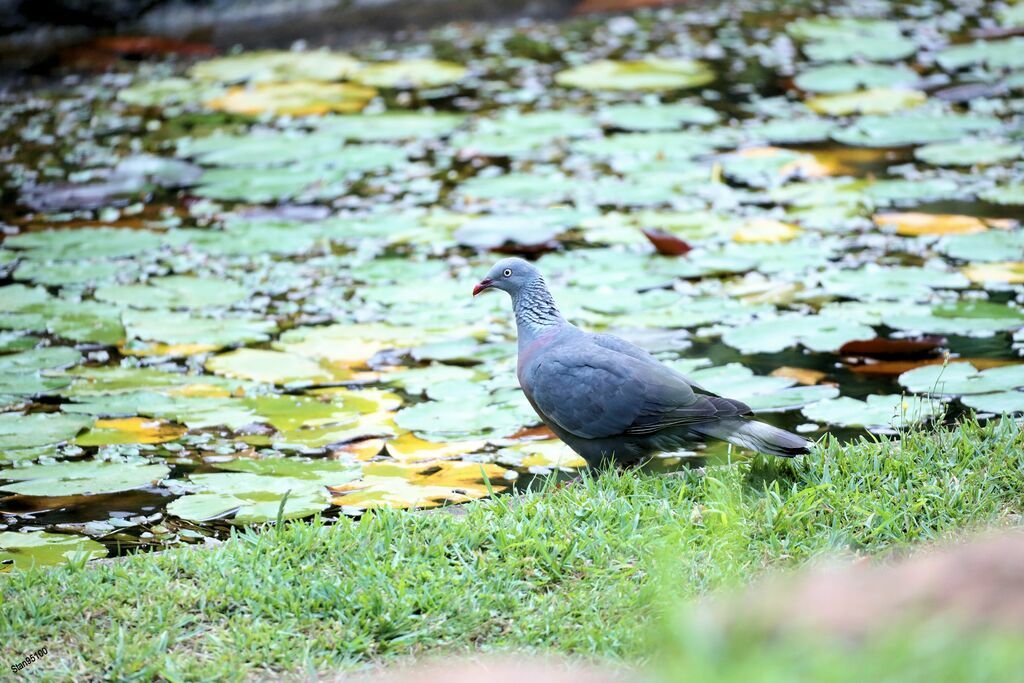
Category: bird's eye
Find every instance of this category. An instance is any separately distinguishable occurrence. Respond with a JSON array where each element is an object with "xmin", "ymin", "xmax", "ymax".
[{"xmin": 503, "ymin": 269, "xmax": 512, "ymax": 277}]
